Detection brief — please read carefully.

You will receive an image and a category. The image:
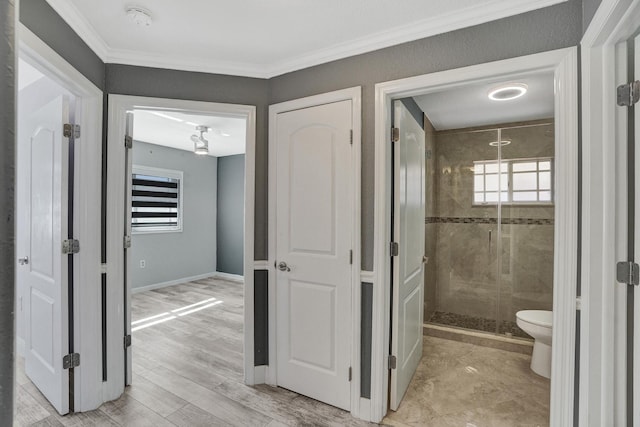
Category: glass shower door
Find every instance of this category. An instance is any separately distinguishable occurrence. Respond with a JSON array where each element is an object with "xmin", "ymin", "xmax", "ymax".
[
  {"xmin": 498, "ymin": 123, "xmax": 555, "ymax": 337},
  {"xmin": 428, "ymin": 128, "xmax": 501, "ymax": 333}
]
